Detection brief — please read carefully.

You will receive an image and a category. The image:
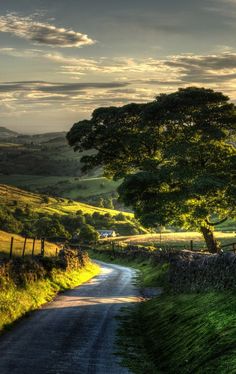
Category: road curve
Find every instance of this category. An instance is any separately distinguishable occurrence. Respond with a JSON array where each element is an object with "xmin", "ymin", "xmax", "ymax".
[{"xmin": 0, "ymin": 261, "xmax": 140, "ymax": 374}]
